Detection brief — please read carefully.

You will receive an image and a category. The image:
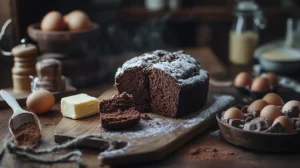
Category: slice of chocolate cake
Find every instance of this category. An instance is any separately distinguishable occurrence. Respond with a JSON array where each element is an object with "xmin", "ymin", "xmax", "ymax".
[
  {"xmin": 100, "ymin": 92, "xmax": 135, "ymax": 113},
  {"xmin": 101, "ymin": 108, "xmax": 140, "ymax": 130},
  {"xmin": 115, "ymin": 50, "xmax": 209, "ymax": 117},
  {"xmin": 99, "ymin": 92, "xmax": 140, "ymax": 130}
]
